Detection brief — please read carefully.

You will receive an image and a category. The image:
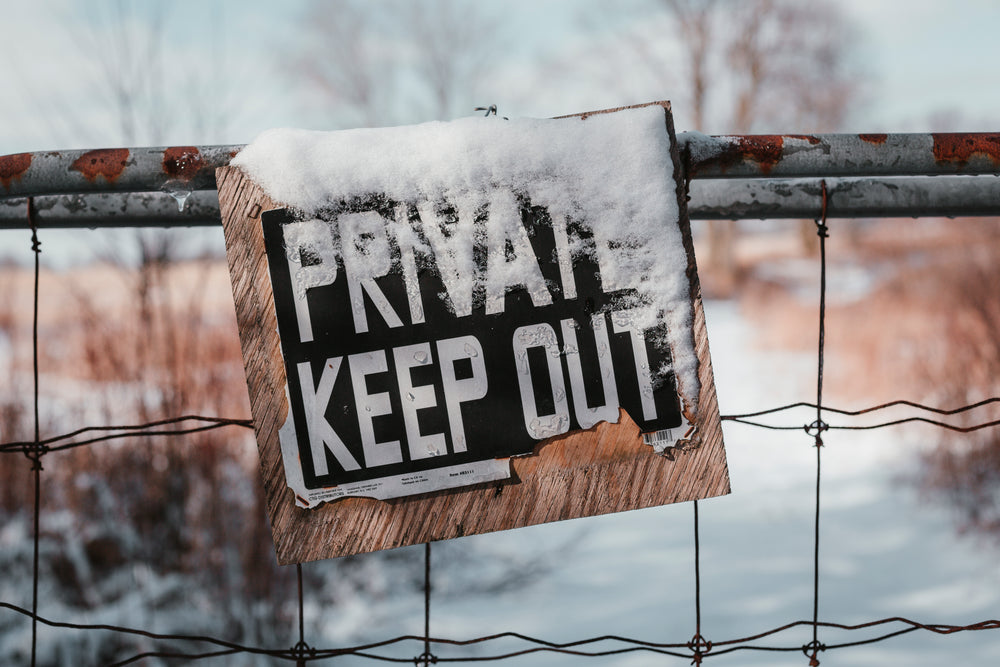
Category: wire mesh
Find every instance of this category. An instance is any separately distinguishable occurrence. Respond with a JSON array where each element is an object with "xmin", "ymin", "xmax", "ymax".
[{"xmin": 1, "ymin": 189, "xmax": 999, "ymax": 666}]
